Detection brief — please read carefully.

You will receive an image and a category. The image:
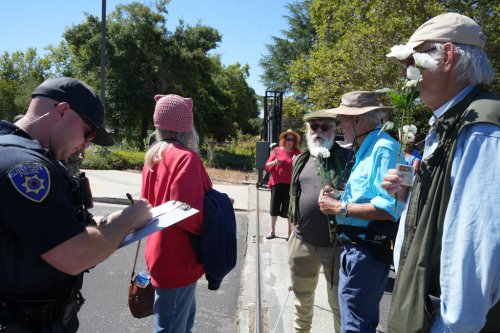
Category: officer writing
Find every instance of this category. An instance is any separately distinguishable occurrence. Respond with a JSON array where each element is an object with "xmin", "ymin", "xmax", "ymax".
[{"xmin": 0, "ymin": 77, "xmax": 152, "ymax": 332}]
